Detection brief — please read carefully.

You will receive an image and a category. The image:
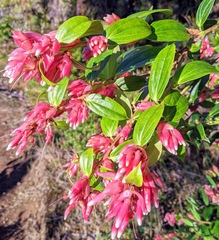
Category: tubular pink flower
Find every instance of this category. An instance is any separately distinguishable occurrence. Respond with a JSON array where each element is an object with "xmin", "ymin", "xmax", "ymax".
[
  {"xmin": 103, "ymin": 13, "xmax": 120, "ymax": 25},
  {"xmin": 63, "ymin": 155, "xmax": 79, "ymax": 177},
  {"xmin": 68, "ymin": 80, "xmax": 92, "ymax": 98},
  {"xmin": 136, "ymin": 101, "xmax": 155, "ymax": 112},
  {"xmin": 157, "ymin": 122, "xmax": 186, "ymax": 155},
  {"xmin": 200, "ymin": 36, "xmax": 214, "ymax": 59},
  {"xmin": 164, "ymin": 212, "xmax": 176, "ymax": 226},
  {"xmin": 82, "ymin": 46, "xmax": 93, "ymax": 61},
  {"xmin": 66, "ymin": 99, "xmax": 89, "ymax": 129},
  {"xmin": 7, "ymin": 102, "xmax": 57, "ymax": 155},
  {"xmin": 206, "ymin": 74, "xmax": 219, "ymax": 88},
  {"xmin": 88, "ymin": 36, "xmax": 108, "ymax": 58},
  {"xmin": 86, "ymin": 134, "xmax": 113, "ymax": 153},
  {"xmin": 117, "ymin": 124, "xmax": 132, "ymax": 145},
  {"xmin": 94, "ymin": 84, "xmax": 118, "ymax": 98},
  {"xmin": 116, "ymin": 143, "xmax": 147, "ymax": 180}
]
